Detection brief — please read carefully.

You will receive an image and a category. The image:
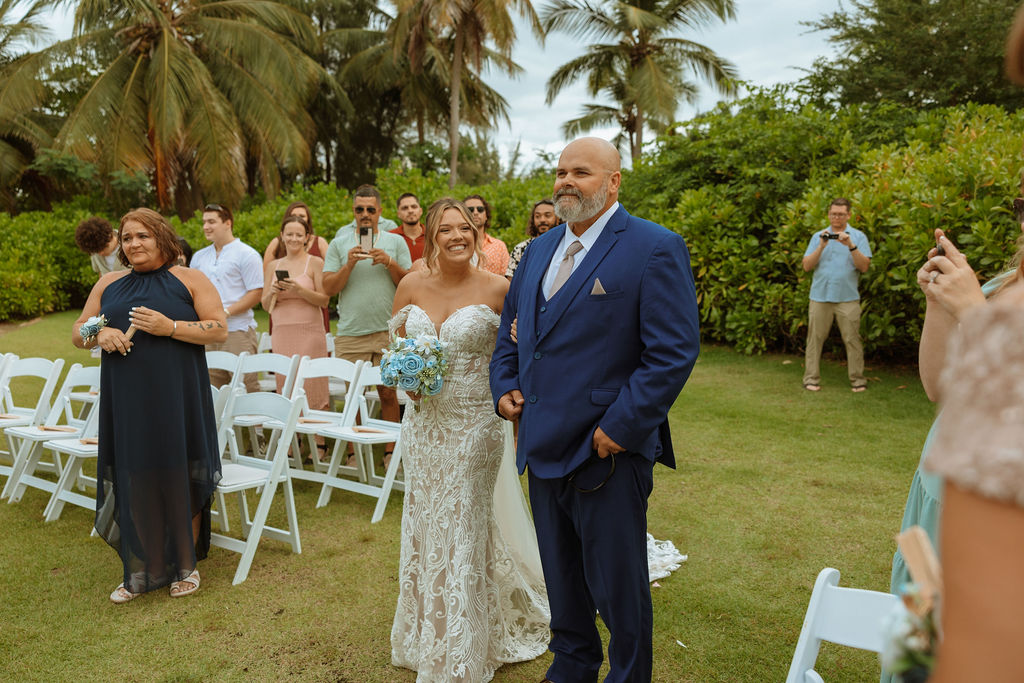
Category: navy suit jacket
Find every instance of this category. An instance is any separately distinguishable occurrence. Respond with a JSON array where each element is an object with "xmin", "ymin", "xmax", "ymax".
[{"xmin": 489, "ymin": 205, "xmax": 700, "ymax": 478}]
